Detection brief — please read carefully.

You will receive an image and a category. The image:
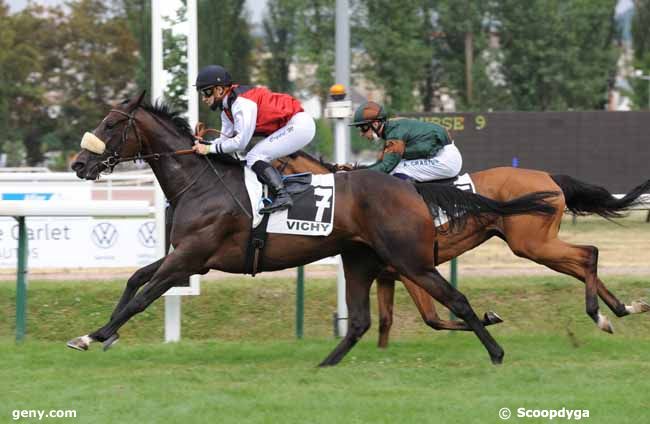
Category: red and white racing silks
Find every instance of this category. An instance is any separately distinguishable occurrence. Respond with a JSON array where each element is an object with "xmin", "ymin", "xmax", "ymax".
[{"xmin": 208, "ymin": 86, "xmax": 313, "ymax": 166}]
